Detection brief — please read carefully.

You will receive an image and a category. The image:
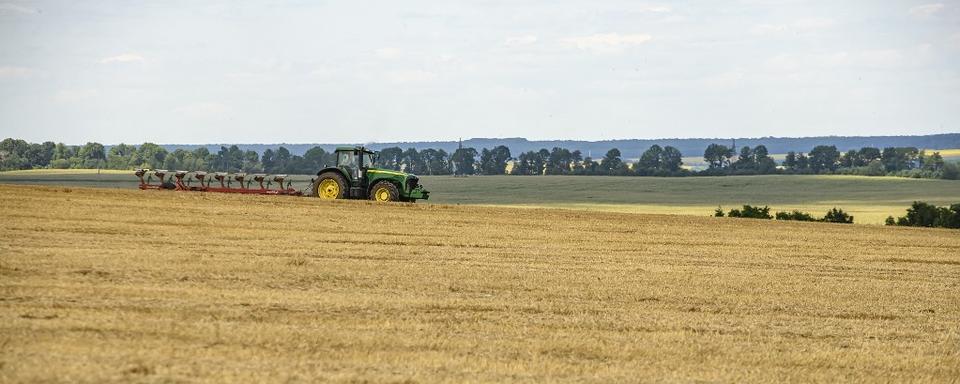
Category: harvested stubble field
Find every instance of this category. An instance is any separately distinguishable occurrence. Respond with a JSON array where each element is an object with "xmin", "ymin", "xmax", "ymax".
[
  {"xmin": 4, "ymin": 170, "xmax": 960, "ymax": 224},
  {"xmin": 1, "ymin": 184, "xmax": 959, "ymax": 382}
]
